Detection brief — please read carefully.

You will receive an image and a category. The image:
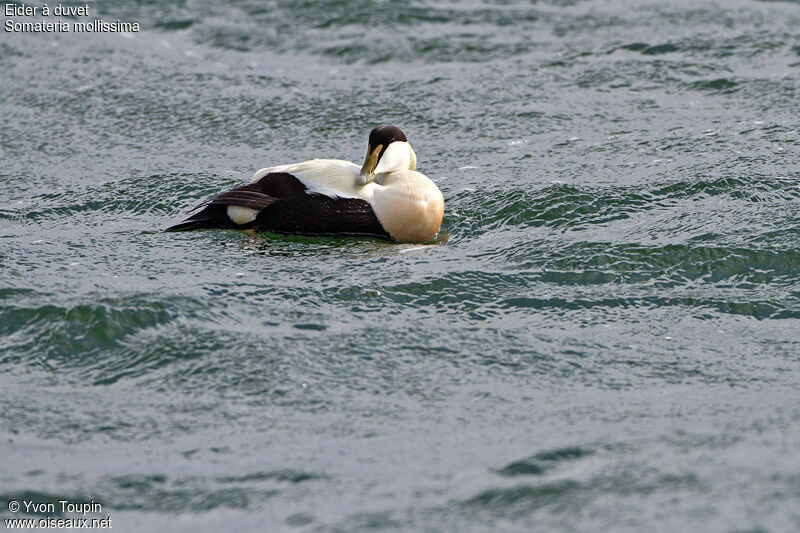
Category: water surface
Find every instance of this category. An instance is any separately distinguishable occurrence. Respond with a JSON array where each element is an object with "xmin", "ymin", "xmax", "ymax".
[{"xmin": 1, "ymin": 0, "xmax": 799, "ymax": 531}]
